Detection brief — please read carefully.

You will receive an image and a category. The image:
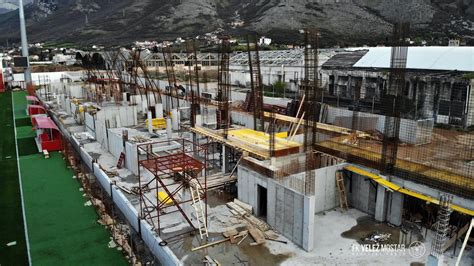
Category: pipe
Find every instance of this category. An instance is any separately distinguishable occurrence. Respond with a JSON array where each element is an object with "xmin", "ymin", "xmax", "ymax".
[{"xmin": 18, "ymin": 0, "xmax": 32, "ymax": 91}]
